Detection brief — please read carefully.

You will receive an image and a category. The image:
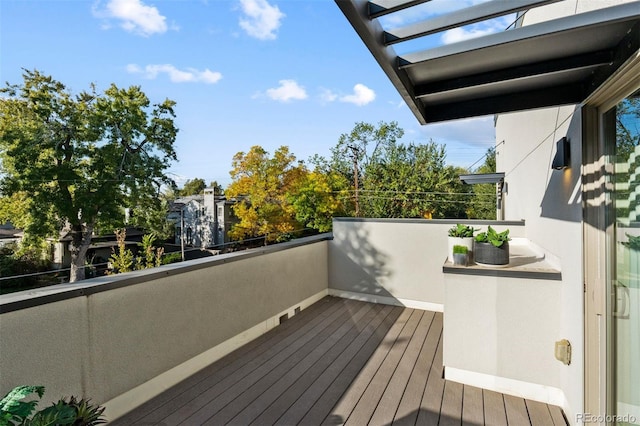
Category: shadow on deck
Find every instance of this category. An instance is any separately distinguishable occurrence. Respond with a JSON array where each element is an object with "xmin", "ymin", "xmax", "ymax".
[{"xmin": 111, "ymin": 296, "xmax": 567, "ymax": 425}]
